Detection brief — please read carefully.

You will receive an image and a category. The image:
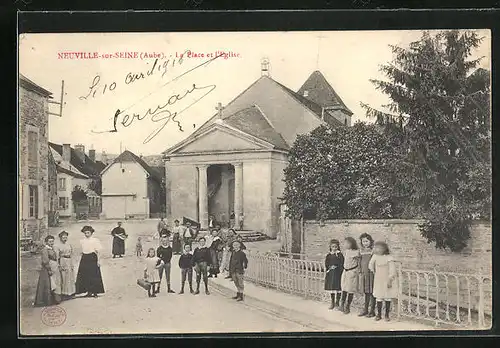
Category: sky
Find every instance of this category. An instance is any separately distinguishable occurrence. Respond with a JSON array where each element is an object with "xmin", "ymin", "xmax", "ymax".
[{"xmin": 19, "ymin": 30, "xmax": 491, "ymax": 156}]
